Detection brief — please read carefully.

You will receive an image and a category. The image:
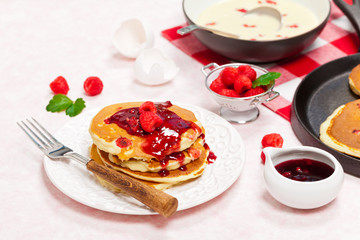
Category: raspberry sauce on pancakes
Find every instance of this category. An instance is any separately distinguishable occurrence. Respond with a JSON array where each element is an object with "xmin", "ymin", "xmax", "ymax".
[{"xmin": 105, "ymin": 101, "xmax": 202, "ymax": 160}]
